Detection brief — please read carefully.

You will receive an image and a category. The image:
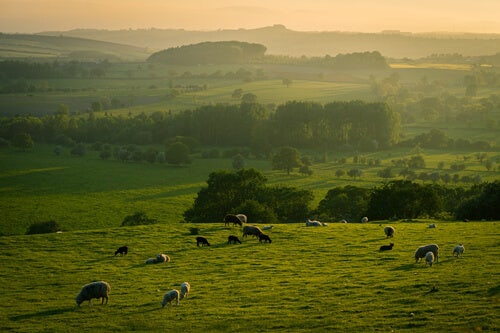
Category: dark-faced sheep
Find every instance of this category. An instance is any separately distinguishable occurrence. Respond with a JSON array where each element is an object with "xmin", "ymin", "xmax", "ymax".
[
  {"xmin": 384, "ymin": 226, "xmax": 395, "ymax": 238},
  {"xmin": 414, "ymin": 244, "xmax": 439, "ymax": 263},
  {"xmin": 161, "ymin": 289, "xmax": 180, "ymax": 307},
  {"xmin": 76, "ymin": 281, "xmax": 110, "ymax": 308},
  {"xmin": 196, "ymin": 236, "xmax": 210, "ymax": 247},
  {"xmin": 242, "ymin": 225, "xmax": 263, "ymax": 238},
  {"xmin": 114, "ymin": 246, "xmax": 128, "ymax": 256},
  {"xmin": 224, "ymin": 214, "xmax": 242, "ymax": 227},
  {"xmin": 259, "ymin": 233, "xmax": 272, "ymax": 243},
  {"xmin": 379, "ymin": 243, "xmax": 394, "ymax": 251},
  {"xmin": 228, "ymin": 235, "xmax": 242, "ymax": 244}
]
